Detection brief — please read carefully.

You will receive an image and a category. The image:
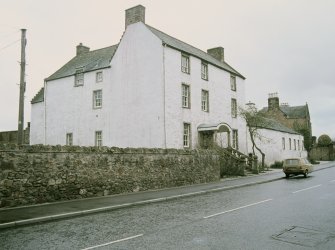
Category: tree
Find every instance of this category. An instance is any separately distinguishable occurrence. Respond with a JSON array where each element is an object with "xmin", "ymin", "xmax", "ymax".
[
  {"xmin": 239, "ymin": 104, "xmax": 267, "ymax": 170},
  {"xmin": 318, "ymin": 134, "xmax": 332, "ymax": 146},
  {"xmin": 293, "ymin": 121, "xmax": 312, "ymax": 152}
]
